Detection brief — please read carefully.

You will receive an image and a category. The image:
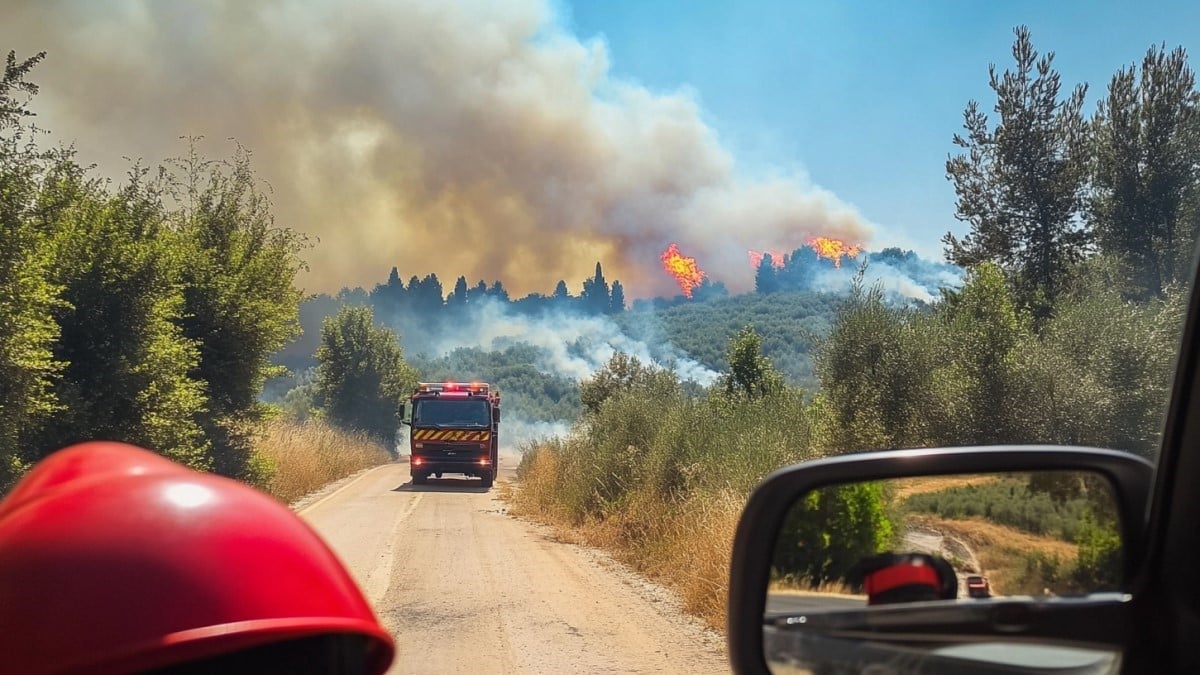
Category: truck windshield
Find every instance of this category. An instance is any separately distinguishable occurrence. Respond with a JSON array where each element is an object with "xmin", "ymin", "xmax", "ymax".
[{"xmin": 412, "ymin": 399, "xmax": 491, "ymax": 427}]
